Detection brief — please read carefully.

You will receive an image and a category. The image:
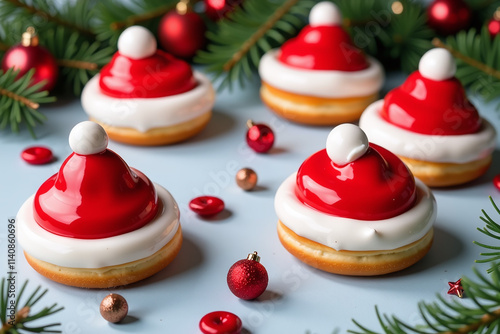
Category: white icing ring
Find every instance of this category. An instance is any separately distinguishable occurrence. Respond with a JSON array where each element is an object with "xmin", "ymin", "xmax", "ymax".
[
  {"xmin": 275, "ymin": 174, "xmax": 436, "ymax": 251},
  {"xmin": 81, "ymin": 71, "xmax": 215, "ymax": 133},
  {"xmin": 359, "ymin": 100, "xmax": 497, "ymax": 163},
  {"xmin": 258, "ymin": 49, "xmax": 384, "ymax": 98},
  {"xmin": 17, "ymin": 184, "xmax": 180, "ymax": 268}
]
